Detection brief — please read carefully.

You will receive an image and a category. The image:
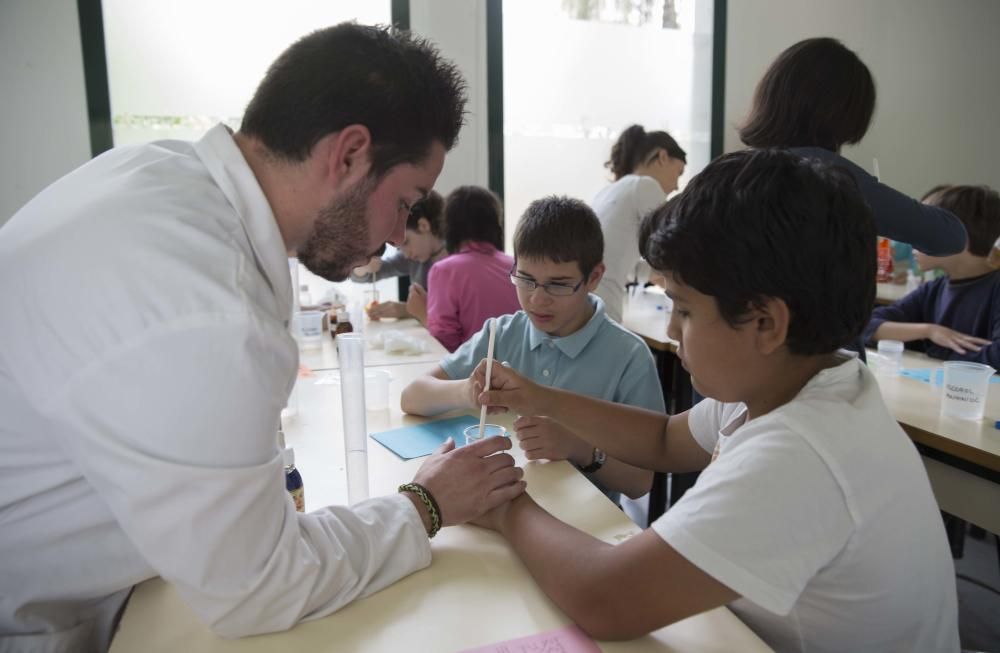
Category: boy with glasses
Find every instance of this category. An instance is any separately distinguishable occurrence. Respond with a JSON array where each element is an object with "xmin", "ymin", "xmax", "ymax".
[{"xmin": 402, "ymin": 196, "xmax": 664, "ymax": 503}]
